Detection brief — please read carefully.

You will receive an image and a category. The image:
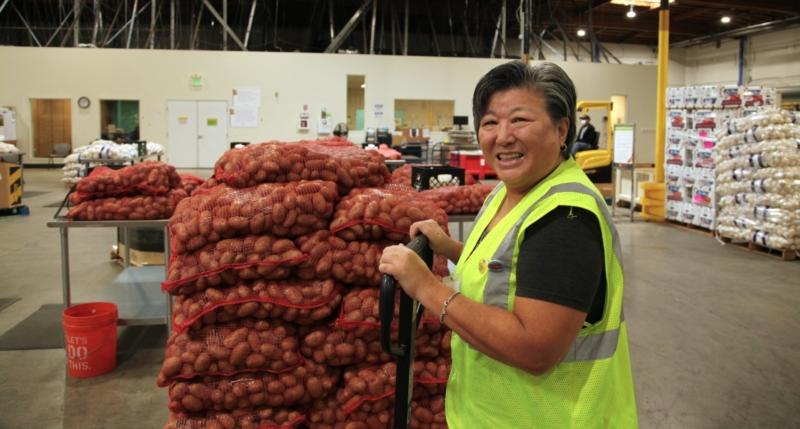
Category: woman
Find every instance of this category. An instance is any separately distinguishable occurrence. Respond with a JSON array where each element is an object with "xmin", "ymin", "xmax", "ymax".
[{"xmin": 379, "ymin": 61, "xmax": 638, "ymax": 428}]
